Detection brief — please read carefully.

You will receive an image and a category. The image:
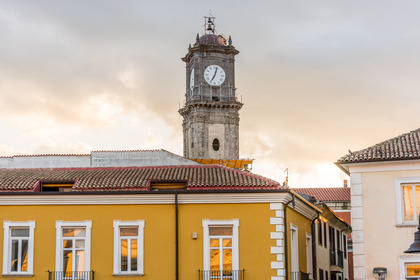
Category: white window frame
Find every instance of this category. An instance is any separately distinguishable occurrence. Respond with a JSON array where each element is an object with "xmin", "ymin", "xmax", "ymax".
[
  {"xmin": 399, "ymin": 255, "xmax": 420, "ymax": 279},
  {"xmin": 306, "ymin": 233, "xmax": 313, "ymax": 279},
  {"xmin": 2, "ymin": 221, "xmax": 35, "ymax": 276},
  {"xmin": 290, "ymin": 223, "xmax": 299, "ymax": 274},
  {"xmin": 395, "ymin": 177, "xmax": 420, "ymax": 225},
  {"xmin": 55, "ymin": 221, "xmax": 92, "ymax": 273},
  {"xmin": 202, "ymin": 219, "xmax": 239, "ymax": 271},
  {"xmin": 113, "ymin": 220, "xmax": 144, "ymax": 276}
]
